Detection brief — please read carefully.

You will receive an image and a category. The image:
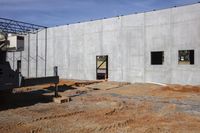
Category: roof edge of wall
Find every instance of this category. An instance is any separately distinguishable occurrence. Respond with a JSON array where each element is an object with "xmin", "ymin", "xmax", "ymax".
[{"xmin": 49, "ymin": 2, "xmax": 200, "ymax": 29}]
